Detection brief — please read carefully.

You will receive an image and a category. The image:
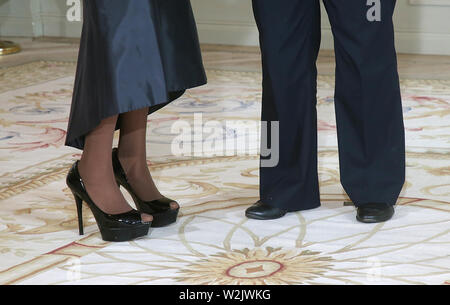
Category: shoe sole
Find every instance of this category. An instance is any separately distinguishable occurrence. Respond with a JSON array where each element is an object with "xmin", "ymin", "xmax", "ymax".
[{"xmin": 98, "ymin": 224, "xmax": 150, "ymax": 242}]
